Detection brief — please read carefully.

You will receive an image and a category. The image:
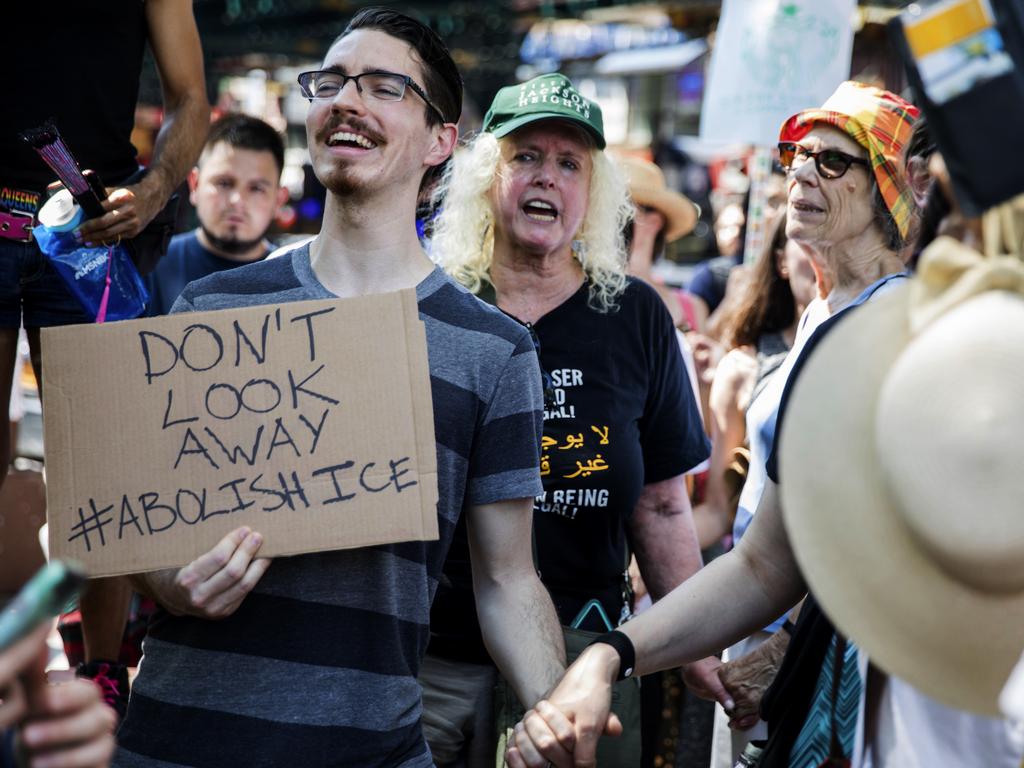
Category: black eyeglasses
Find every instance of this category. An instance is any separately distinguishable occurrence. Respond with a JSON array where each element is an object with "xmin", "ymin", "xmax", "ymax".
[
  {"xmin": 778, "ymin": 141, "xmax": 869, "ymax": 180},
  {"xmin": 297, "ymin": 69, "xmax": 447, "ymax": 123}
]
